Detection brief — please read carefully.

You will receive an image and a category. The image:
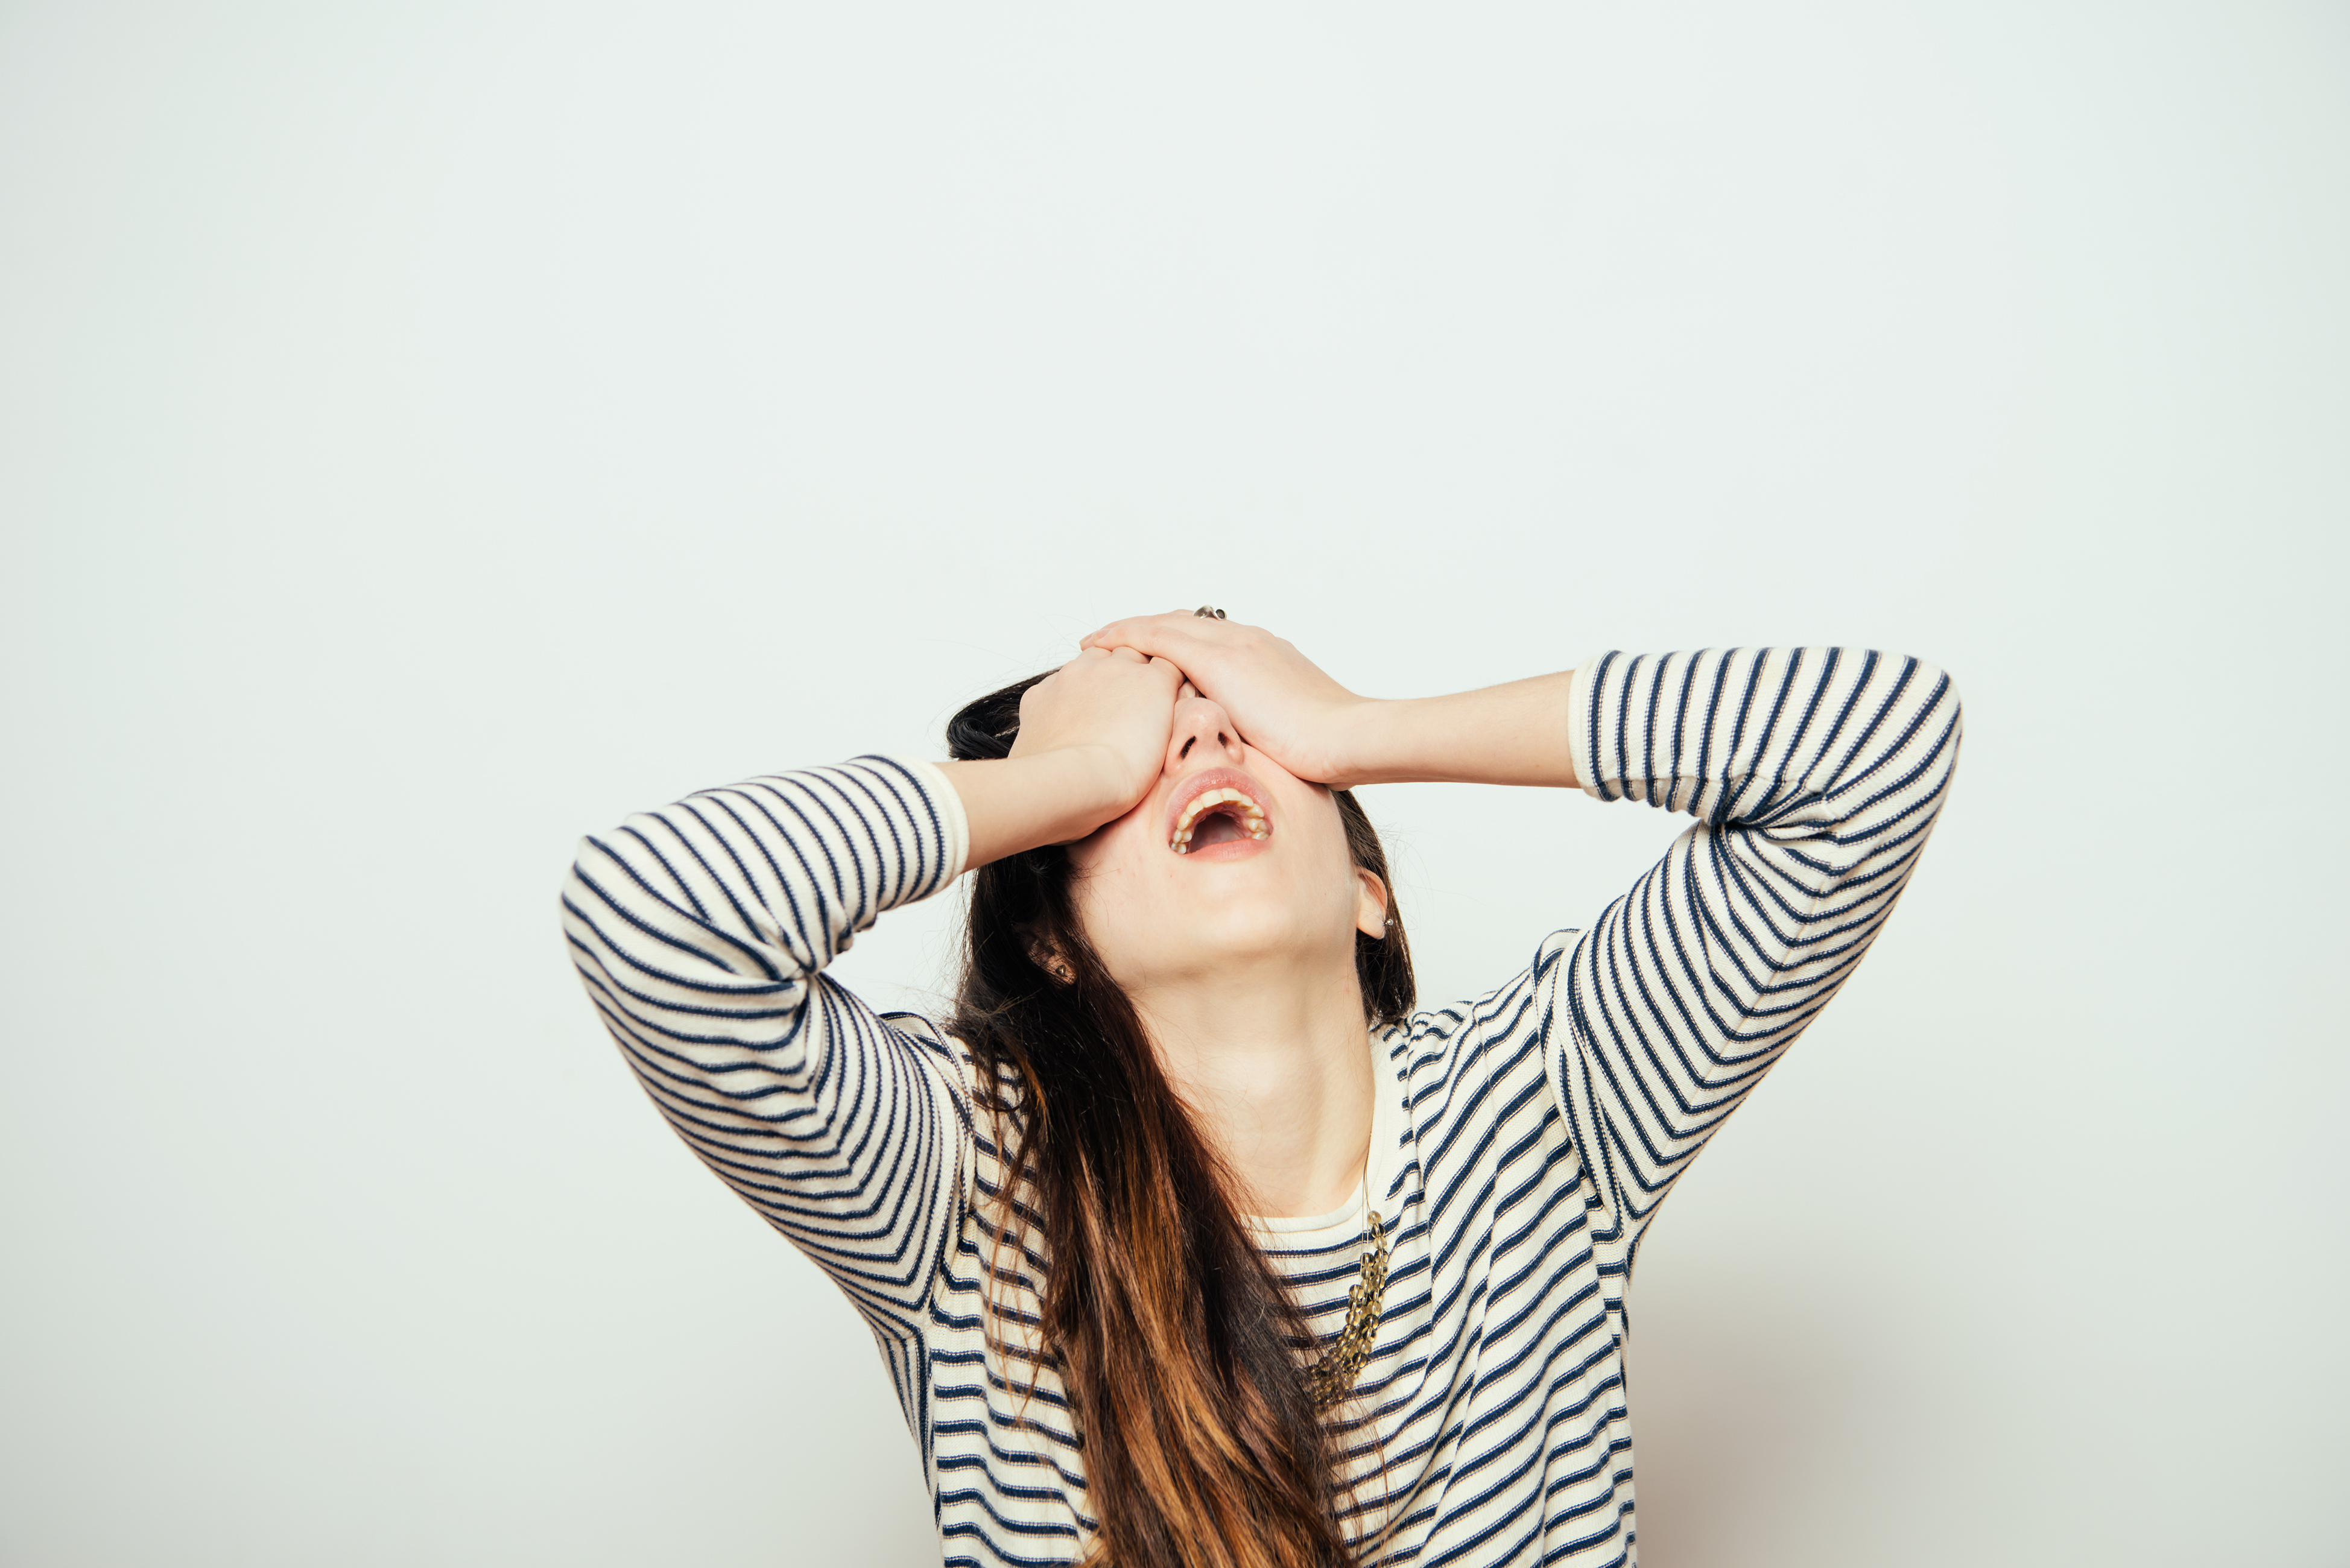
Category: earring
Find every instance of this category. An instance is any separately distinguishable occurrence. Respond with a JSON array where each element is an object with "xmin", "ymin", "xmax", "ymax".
[{"xmin": 1046, "ymin": 957, "xmax": 1075, "ymax": 984}]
